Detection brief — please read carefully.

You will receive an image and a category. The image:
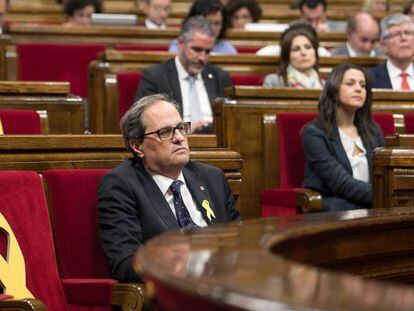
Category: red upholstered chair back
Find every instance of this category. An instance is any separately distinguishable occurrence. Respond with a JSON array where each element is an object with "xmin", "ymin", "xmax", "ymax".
[
  {"xmin": 117, "ymin": 72, "xmax": 142, "ymax": 118},
  {"xmin": 278, "ymin": 113, "xmax": 317, "ymax": 188},
  {"xmin": 373, "ymin": 113, "xmax": 396, "ymax": 136},
  {"xmin": 0, "ymin": 110, "xmax": 42, "ymax": 134},
  {"xmin": 404, "ymin": 114, "xmax": 414, "ymax": 134},
  {"xmin": 115, "ymin": 45, "xmax": 169, "ymax": 52},
  {"xmin": 236, "ymin": 46, "xmax": 261, "ymax": 54},
  {"xmin": 230, "ymin": 73, "xmax": 265, "ymax": 86},
  {"xmin": 17, "ymin": 43, "xmax": 105, "ymax": 98},
  {"xmin": 43, "ymin": 169, "xmax": 110, "ymax": 279},
  {"xmin": 0, "ymin": 171, "xmax": 68, "ymax": 310}
]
